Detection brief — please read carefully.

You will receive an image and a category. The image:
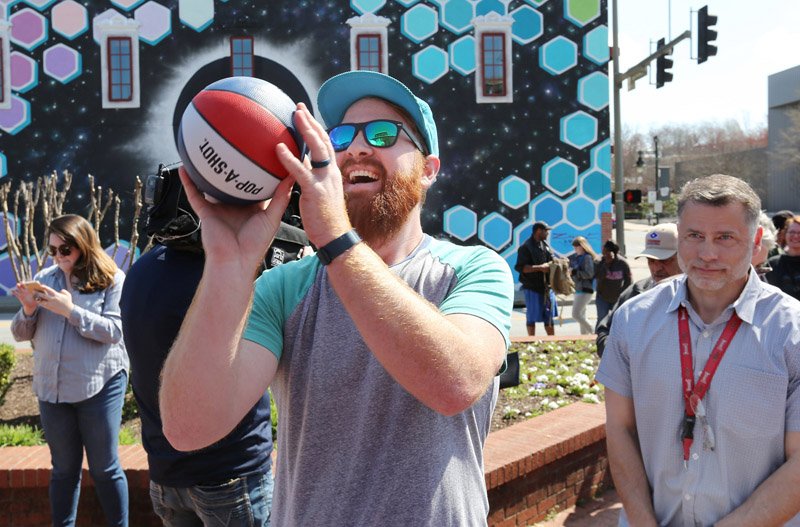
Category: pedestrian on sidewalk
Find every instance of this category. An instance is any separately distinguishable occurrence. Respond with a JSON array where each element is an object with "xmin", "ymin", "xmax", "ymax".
[
  {"xmin": 569, "ymin": 236, "xmax": 597, "ymax": 335},
  {"xmin": 597, "ymin": 174, "xmax": 800, "ymax": 526},
  {"xmin": 594, "ymin": 240, "xmax": 632, "ymax": 329},
  {"xmin": 516, "ymin": 221, "xmax": 558, "ymax": 336}
]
